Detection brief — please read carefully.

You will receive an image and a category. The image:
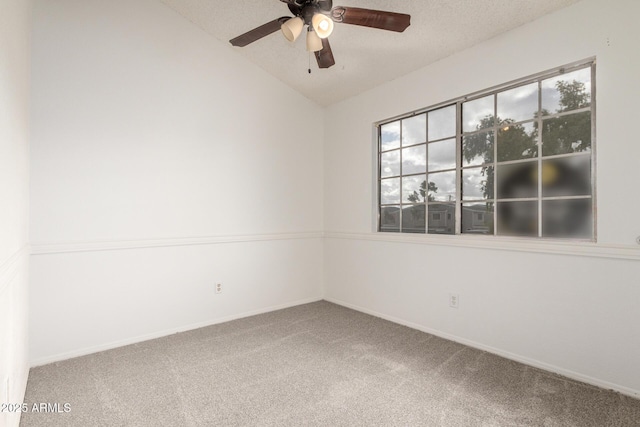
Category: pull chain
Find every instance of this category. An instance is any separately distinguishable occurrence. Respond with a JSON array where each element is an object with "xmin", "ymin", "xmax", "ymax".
[{"xmin": 308, "ymin": 51, "xmax": 311, "ymax": 74}]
